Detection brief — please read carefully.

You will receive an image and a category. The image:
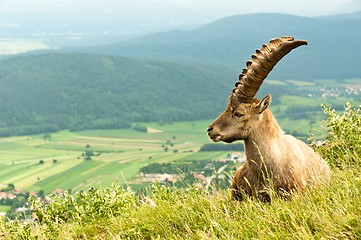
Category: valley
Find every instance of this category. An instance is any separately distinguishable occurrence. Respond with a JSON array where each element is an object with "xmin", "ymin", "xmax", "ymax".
[
  {"xmin": 0, "ymin": 120, "xmax": 221, "ymax": 194},
  {"xmin": 0, "ymin": 76, "xmax": 359, "ymax": 196}
]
